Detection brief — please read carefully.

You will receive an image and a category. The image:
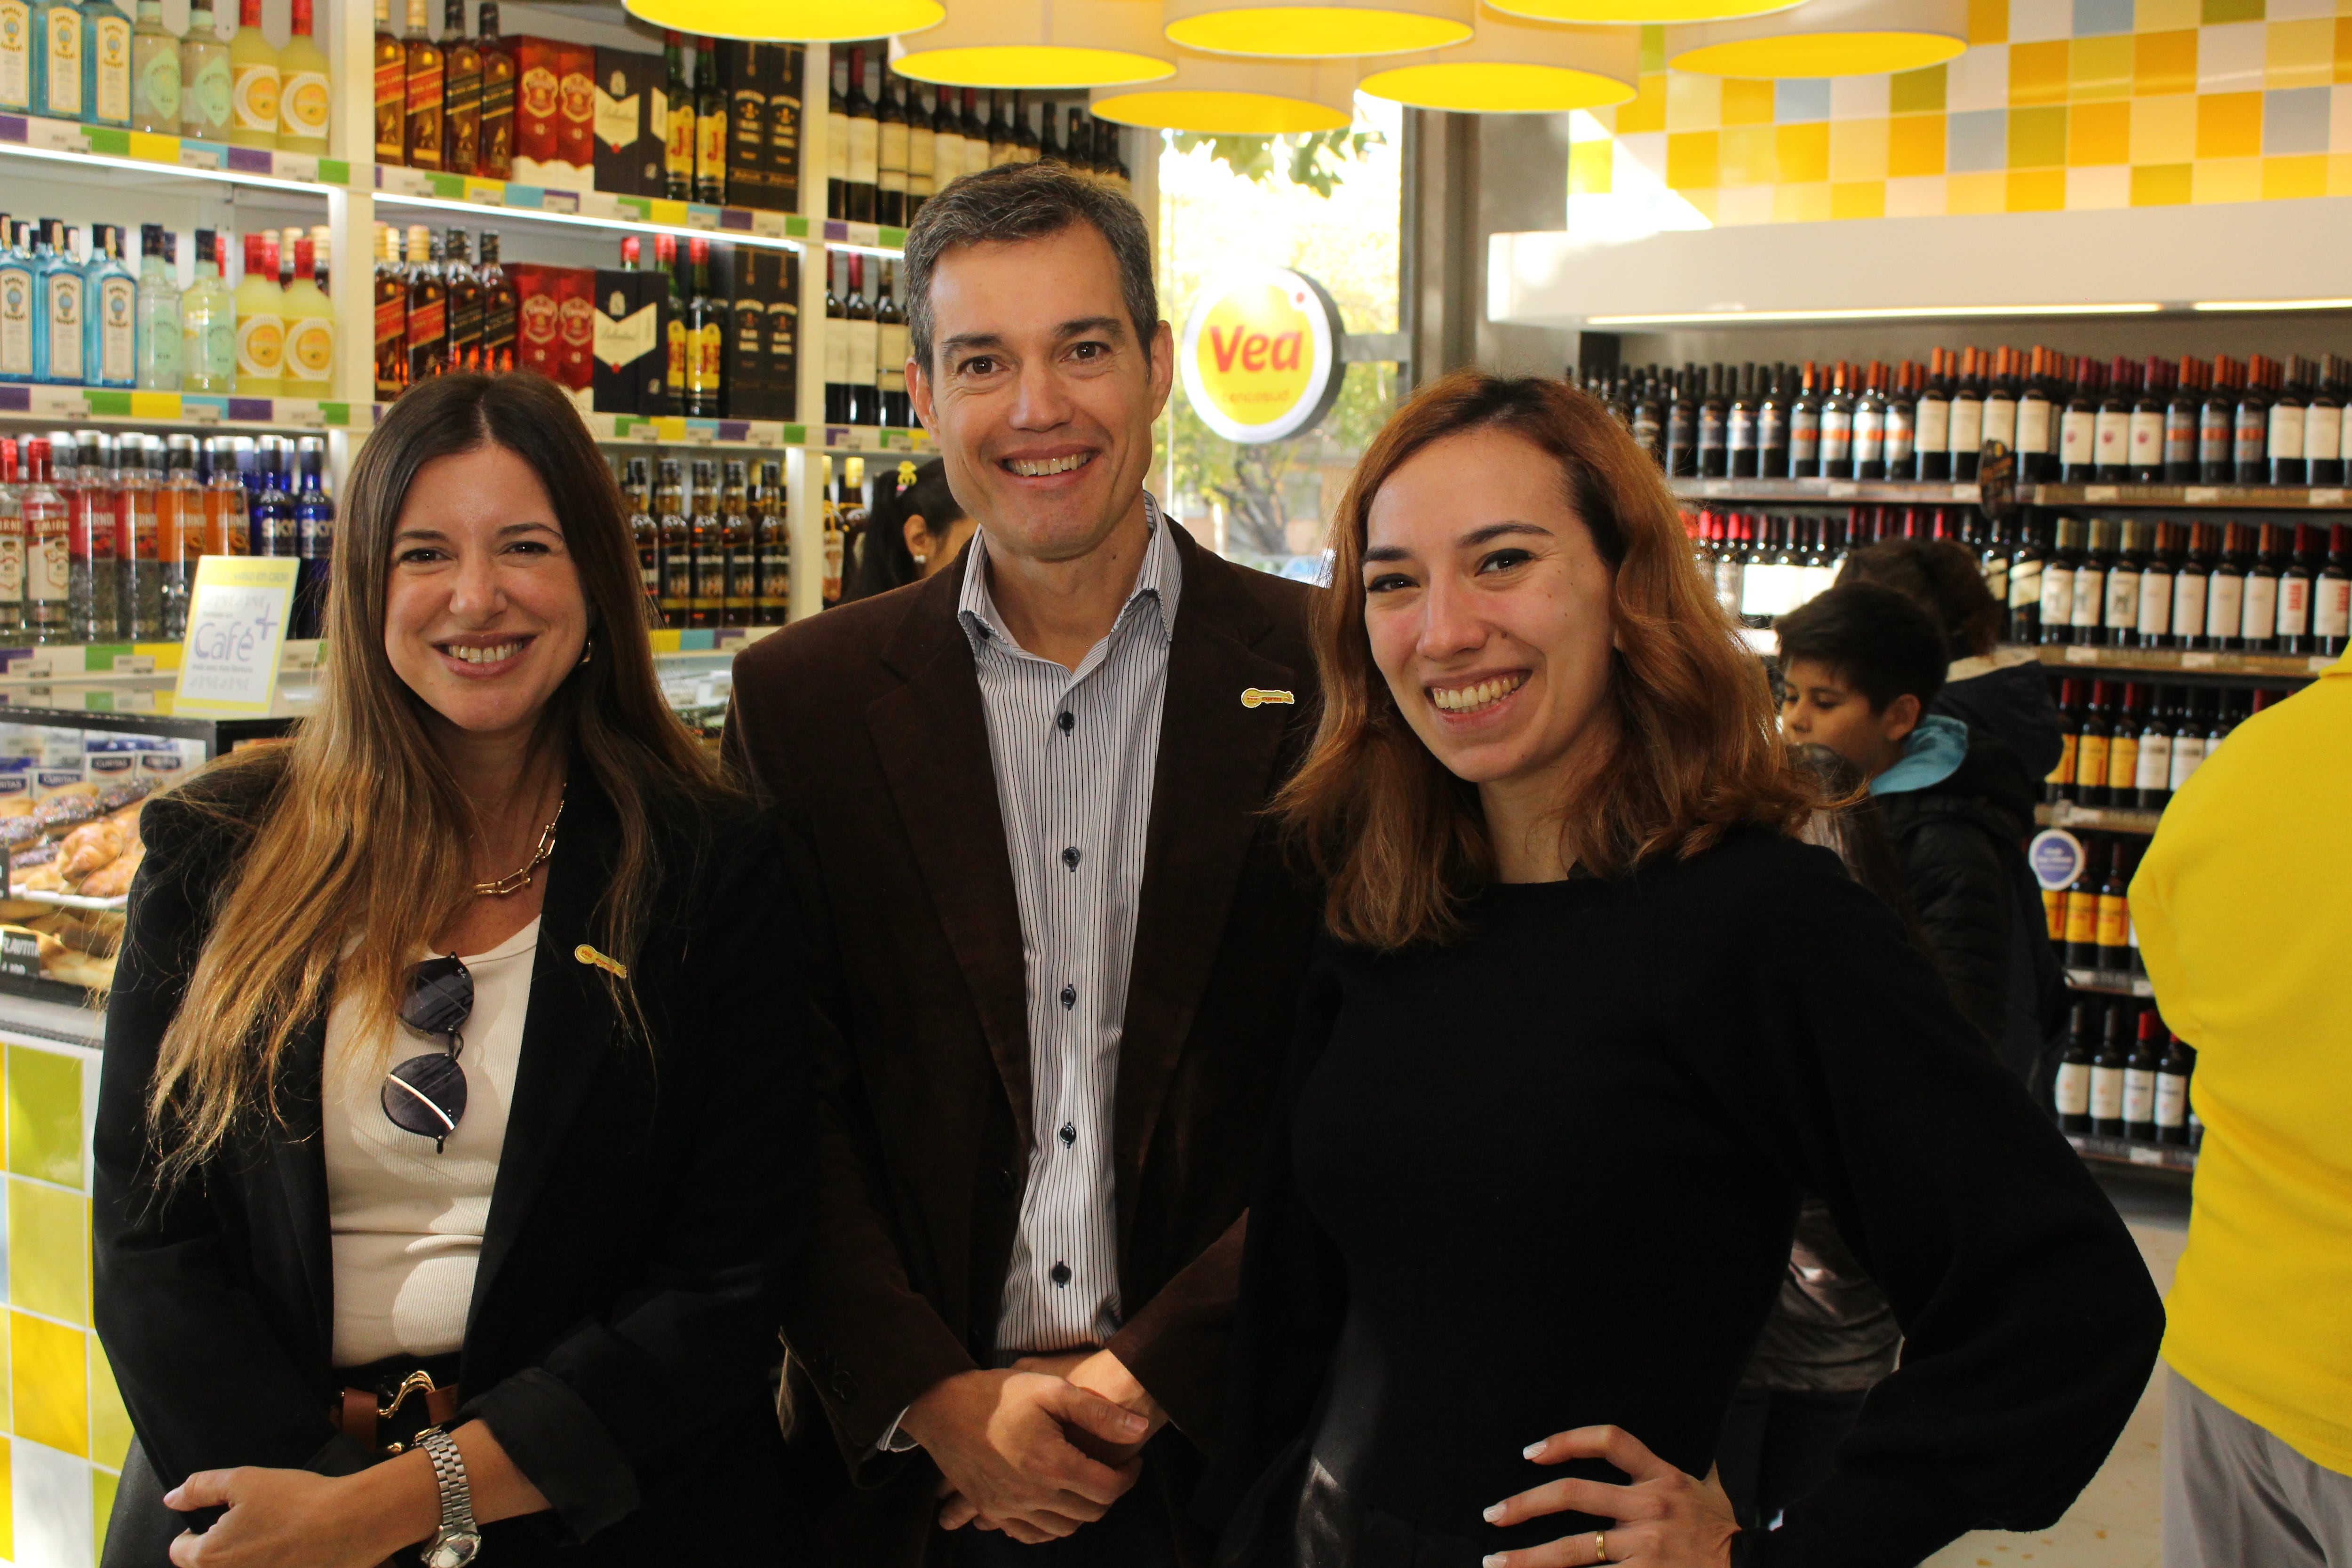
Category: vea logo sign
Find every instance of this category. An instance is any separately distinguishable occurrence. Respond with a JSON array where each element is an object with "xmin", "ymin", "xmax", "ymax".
[{"xmin": 1180, "ymin": 265, "xmax": 1348, "ymax": 445}]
